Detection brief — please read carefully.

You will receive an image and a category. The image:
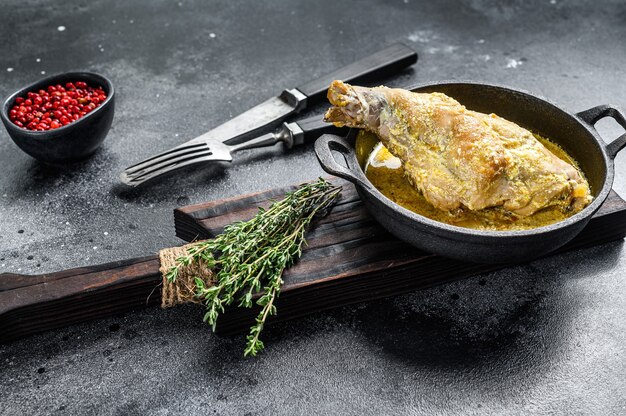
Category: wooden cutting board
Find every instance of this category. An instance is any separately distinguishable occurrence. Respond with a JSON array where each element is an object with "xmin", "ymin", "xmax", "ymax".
[
  {"xmin": 2, "ymin": 178, "xmax": 626, "ymax": 342},
  {"xmin": 174, "ymin": 179, "xmax": 626, "ymax": 334}
]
